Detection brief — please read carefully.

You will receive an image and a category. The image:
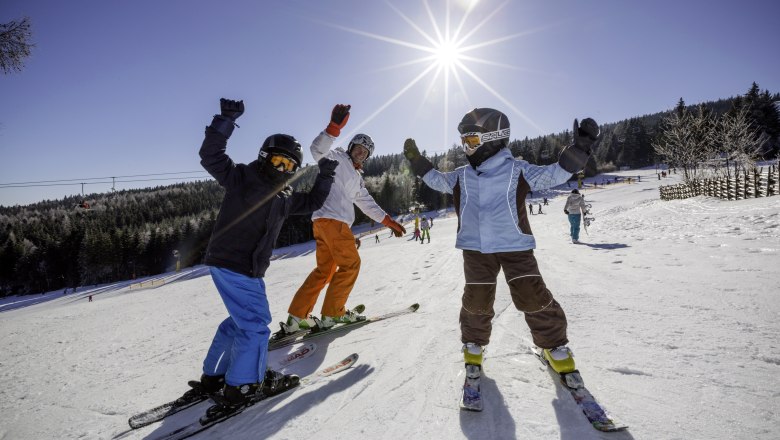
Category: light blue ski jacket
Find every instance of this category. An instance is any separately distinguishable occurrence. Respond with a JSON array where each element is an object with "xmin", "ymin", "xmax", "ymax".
[{"xmin": 422, "ymin": 148, "xmax": 571, "ymax": 253}]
